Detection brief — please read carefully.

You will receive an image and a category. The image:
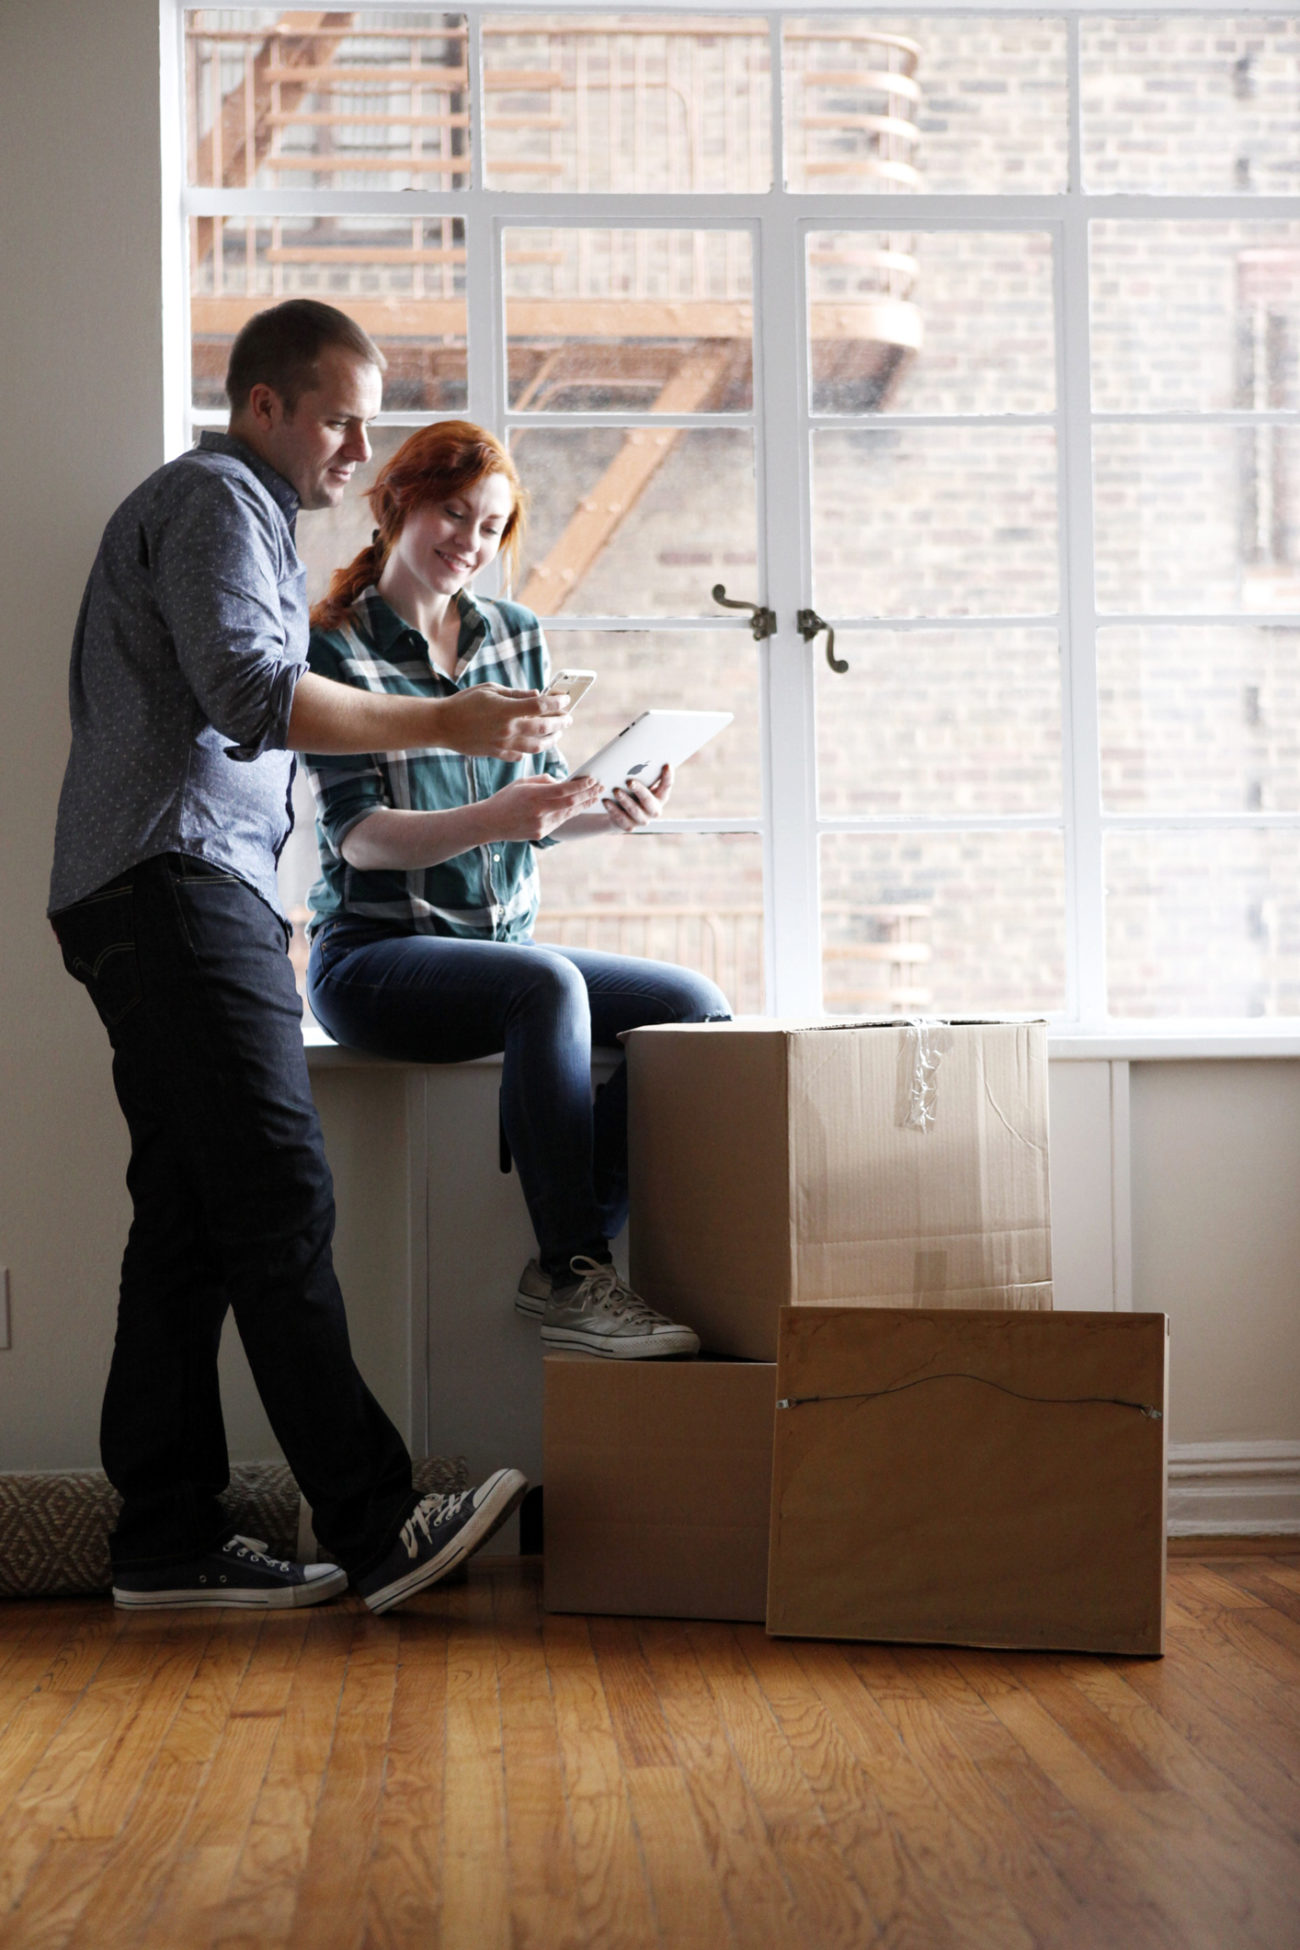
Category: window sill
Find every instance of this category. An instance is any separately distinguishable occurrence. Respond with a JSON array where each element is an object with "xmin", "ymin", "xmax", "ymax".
[
  {"xmin": 302, "ymin": 1019, "xmax": 1300, "ymax": 1067},
  {"xmin": 1047, "ymin": 1024, "xmax": 1300, "ymax": 1060}
]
